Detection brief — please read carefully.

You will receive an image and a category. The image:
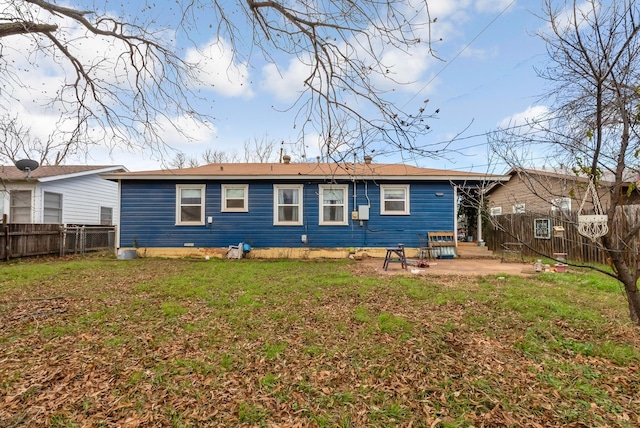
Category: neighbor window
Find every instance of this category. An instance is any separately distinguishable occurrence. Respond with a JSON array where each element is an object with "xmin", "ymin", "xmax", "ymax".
[
  {"xmin": 176, "ymin": 184, "xmax": 205, "ymax": 225},
  {"xmin": 221, "ymin": 184, "xmax": 248, "ymax": 212},
  {"xmin": 100, "ymin": 207, "xmax": 113, "ymax": 225},
  {"xmin": 319, "ymin": 184, "xmax": 348, "ymax": 225},
  {"xmin": 380, "ymin": 185, "xmax": 410, "ymax": 215},
  {"xmin": 10, "ymin": 190, "xmax": 32, "ymax": 223},
  {"xmin": 551, "ymin": 197, "xmax": 571, "ymax": 212},
  {"xmin": 489, "ymin": 206, "xmax": 502, "ymax": 216},
  {"xmin": 512, "ymin": 203, "xmax": 525, "ymax": 214},
  {"xmin": 274, "ymin": 184, "xmax": 303, "ymax": 225},
  {"xmin": 43, "ymin": 192, "xmax": 62, "ymax": 224}
]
